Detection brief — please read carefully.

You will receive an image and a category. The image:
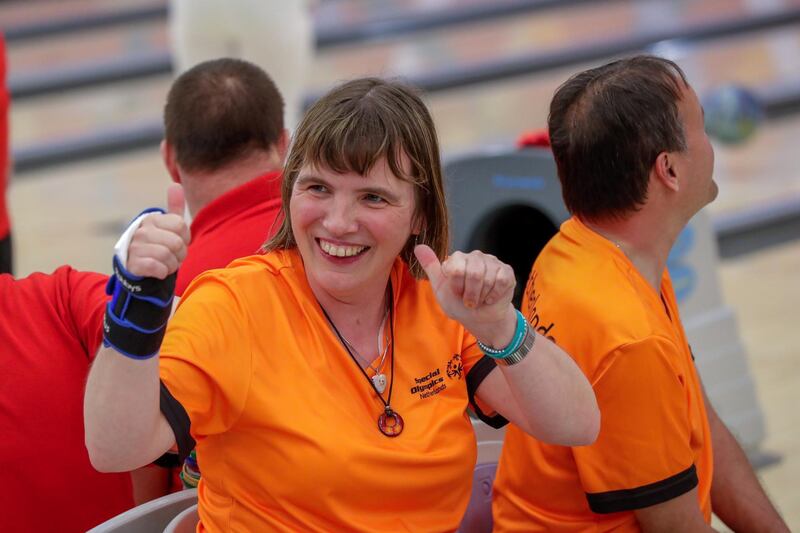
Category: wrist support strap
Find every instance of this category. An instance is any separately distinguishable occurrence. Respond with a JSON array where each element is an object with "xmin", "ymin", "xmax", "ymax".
[{"xmin": 103, "ymin": 209, "xmax": 176, "ymax": 360}]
